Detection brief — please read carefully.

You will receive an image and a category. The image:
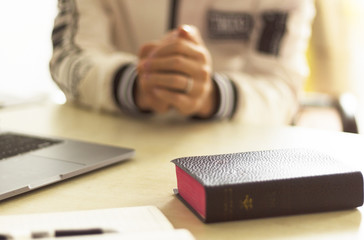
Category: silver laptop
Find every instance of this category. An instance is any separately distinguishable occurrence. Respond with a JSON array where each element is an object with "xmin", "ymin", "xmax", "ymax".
[{"xmin": 0, "ymin": 131, "xmax": 135, "ymax": 201}]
